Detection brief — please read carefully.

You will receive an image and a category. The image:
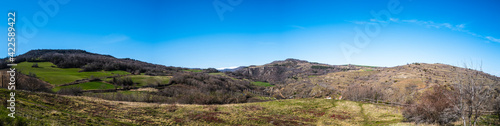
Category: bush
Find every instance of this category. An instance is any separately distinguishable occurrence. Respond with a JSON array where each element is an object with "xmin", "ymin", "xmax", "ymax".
[
  {"xmin": 494, "ymin": 97, "xmax": 500, "ymax": 121},
  {"xmin": 12, "ymin": 72, "xmax": 52, "ymax": 92},
  {"xmin": 109, "ymin": 77, "xmax": 134, "ymax": 87},
  {"xmin": 203, "ymin": 68, "xmax": 219, "ymax": 73},
  {"xmin": 403, "ymin": 85, "xmax": 459, "ymax": 124},
  {"xmin": 343, "ymin": 84, "xmax": 384, "ymax": 102},
  {"xmin": 31, "ymin": 63, "xmax": 39, "ymax": 68}
]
